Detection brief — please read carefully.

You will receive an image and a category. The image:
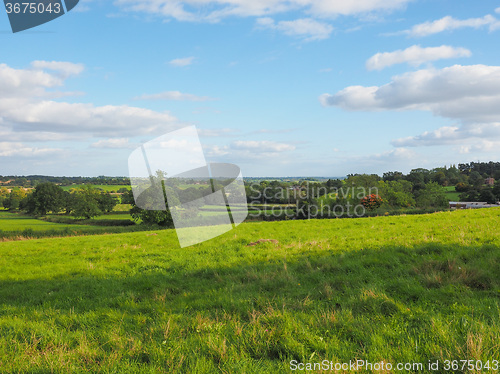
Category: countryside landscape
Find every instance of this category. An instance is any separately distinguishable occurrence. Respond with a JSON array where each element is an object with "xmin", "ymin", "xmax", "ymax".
[
  {"xmin": 0, "ymin": 162, "xmax": 499, "ymax": 372},
  {"xmin": 3, "ymin": 0, "xmax": 500, "ymax": 372}
]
